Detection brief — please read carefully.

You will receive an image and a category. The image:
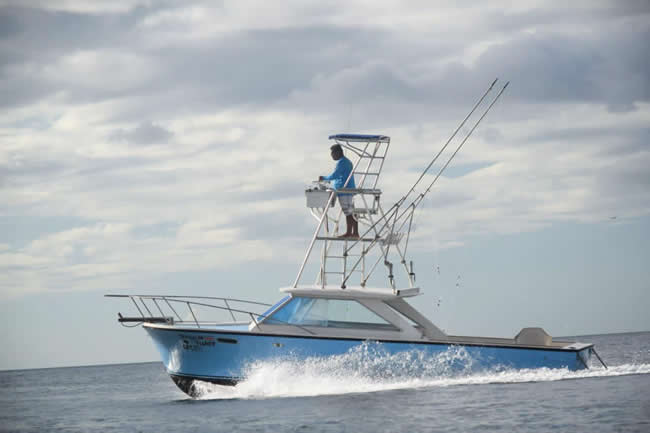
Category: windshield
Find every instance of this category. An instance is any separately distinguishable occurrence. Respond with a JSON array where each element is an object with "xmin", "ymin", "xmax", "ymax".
[{"xmin": 264, "ymin": 297, "xmax": 396, "ymax": 330}]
